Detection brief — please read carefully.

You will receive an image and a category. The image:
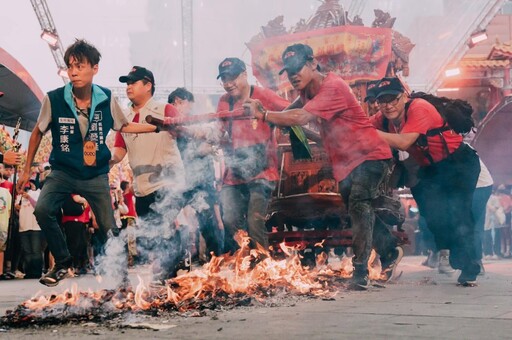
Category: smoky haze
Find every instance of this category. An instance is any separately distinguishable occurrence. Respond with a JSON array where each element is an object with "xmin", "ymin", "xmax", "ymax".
[{"xmin": 0, "ymin": 0, "xmax": 496, "ymax": 97}]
